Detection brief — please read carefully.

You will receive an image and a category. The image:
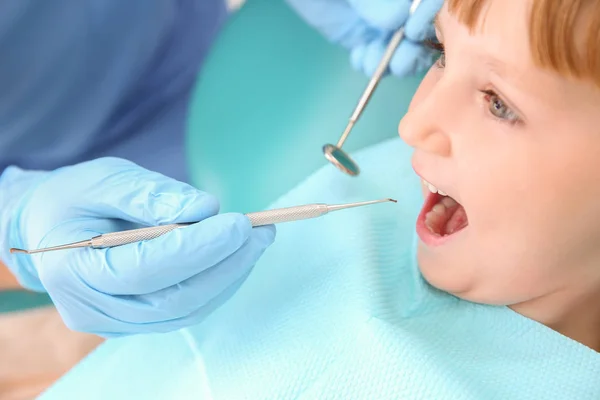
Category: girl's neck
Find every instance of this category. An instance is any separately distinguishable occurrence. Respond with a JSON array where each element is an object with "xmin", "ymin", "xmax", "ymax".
[{"xmin": 511, "ymin": 287, "xmax": 600, "ymax": 352}]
